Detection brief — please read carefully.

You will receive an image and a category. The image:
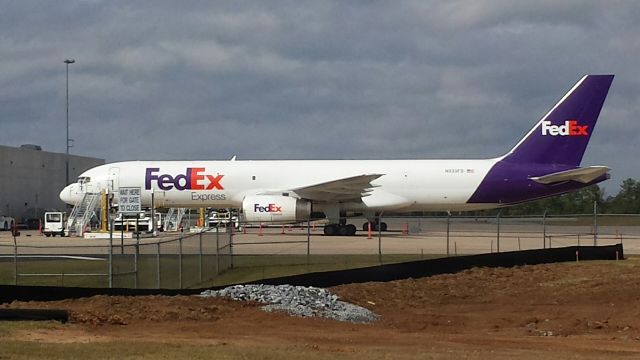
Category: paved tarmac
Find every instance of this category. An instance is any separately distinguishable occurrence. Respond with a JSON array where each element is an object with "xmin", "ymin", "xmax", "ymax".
[{"xmin": 1, "ymin": 217, "xmax": 638, "ymax": 256}]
